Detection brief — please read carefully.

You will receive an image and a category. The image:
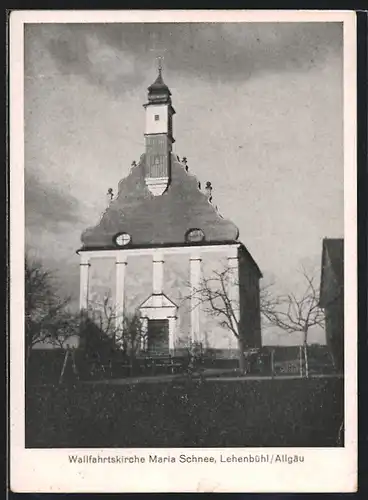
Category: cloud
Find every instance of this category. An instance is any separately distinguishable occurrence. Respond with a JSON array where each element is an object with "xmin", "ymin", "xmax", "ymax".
[
  {"xmin": 25, "ymin": 171, "xmax": 84, "ymax": 305},
  {"xmin": 25, "ymin": 22, "xmax": 343, "ymax": 95},
  {"xmin": 25, "ymin": 170, "xmax": 82, "ymax": 229}
]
